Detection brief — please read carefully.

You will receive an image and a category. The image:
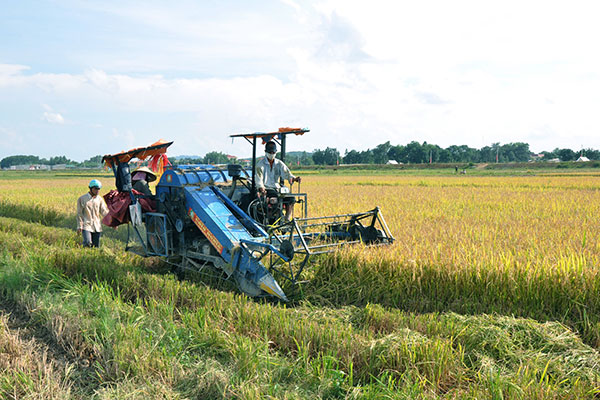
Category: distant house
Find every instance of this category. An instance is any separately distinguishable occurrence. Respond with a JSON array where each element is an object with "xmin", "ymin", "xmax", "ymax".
[
  {"xmin": 547, "ymin": 158, "xmax": 561, "ymax": 163},
  {"xmin": 576, "ymin": 156, "xmax": 590, "ymax": 162},
  {"xmin": 387, "ymin": 160, "xmax": 398, "ymax": 165},
  {"xmin": 31, "ymin": 164, "xmax": 50, "ymax": 170},
  {"xmin": 531, "ymin": 153, "xmax": 544, "ymax": 161},
  {"xmin": 11, "ymin": 164, "xmax": 33, "ymax": 170}
]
